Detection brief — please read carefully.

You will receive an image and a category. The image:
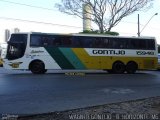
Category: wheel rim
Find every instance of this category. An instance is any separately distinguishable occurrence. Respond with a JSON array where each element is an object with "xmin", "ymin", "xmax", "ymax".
[
  {"xmin": 113, "ymin": 62, "xmax": 125, "ymax": 74},
  {"xmin": 126, "ymin": 62, "xmax": 137, "ymax": 74},
  {"xmin": 31, "ymin": 62, "xmax": 44, "ymax": 74},
  {"xmin": 32, "ymin": 64, "xmax": 41, "ymax": 73}
]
